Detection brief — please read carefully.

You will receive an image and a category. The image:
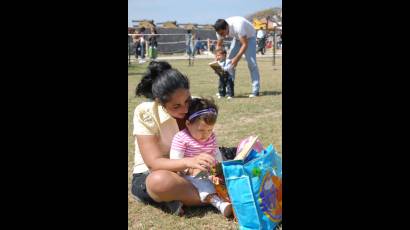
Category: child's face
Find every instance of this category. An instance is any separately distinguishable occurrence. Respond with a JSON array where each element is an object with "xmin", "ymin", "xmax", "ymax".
[
  {"xmin": 186, "ymin": 119, "xmax": 215, "ymax": 143},
  {"xmin": 216, "ymin": 52, "xmax": 226, "ymax": 61}
]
